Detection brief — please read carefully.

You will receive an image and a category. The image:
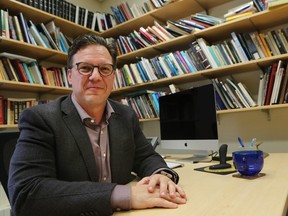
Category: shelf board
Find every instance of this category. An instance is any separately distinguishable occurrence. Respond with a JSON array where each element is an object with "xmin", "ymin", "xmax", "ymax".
[
  {"xmin": 217, "ymin": 103, "xmax": 288, "ymax": 114},
  {"xmin": 0, "ymin": 37, "xmax": 67, "ymax": 65},
  {"xmin": 0, "ymin": 80, "xmax": 72, "ymax": 94}
]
